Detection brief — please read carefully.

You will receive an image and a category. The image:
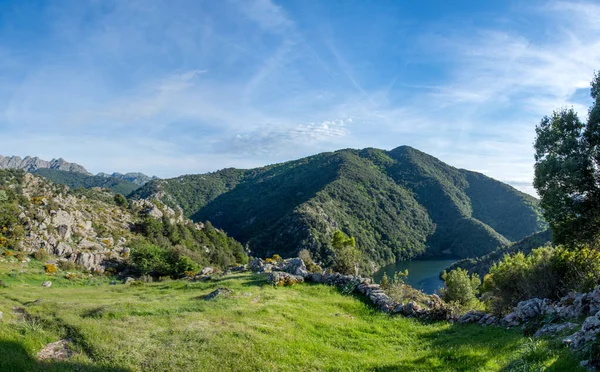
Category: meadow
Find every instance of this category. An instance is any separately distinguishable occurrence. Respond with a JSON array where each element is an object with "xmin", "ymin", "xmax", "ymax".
[{"xmin": 0, "ymin": 259, "xmax": 582, "ymax": 371}]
